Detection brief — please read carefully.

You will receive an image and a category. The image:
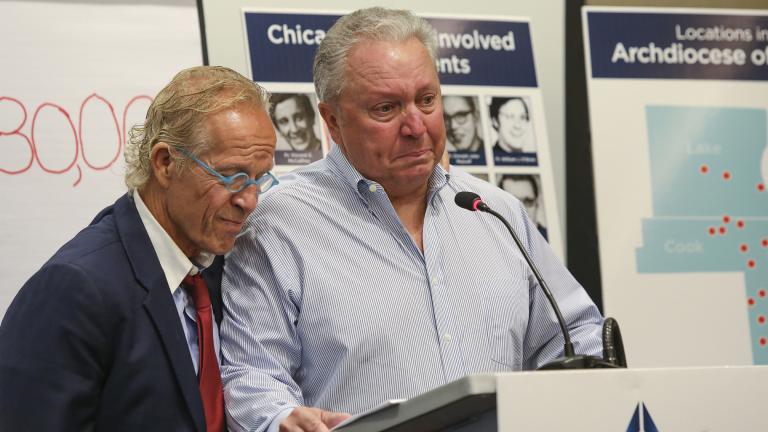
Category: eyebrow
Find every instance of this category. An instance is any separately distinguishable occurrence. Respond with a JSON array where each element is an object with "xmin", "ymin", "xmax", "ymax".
[{"xmin": 207, "ymin": 161, "xmax": 245, "ymax": 173}]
